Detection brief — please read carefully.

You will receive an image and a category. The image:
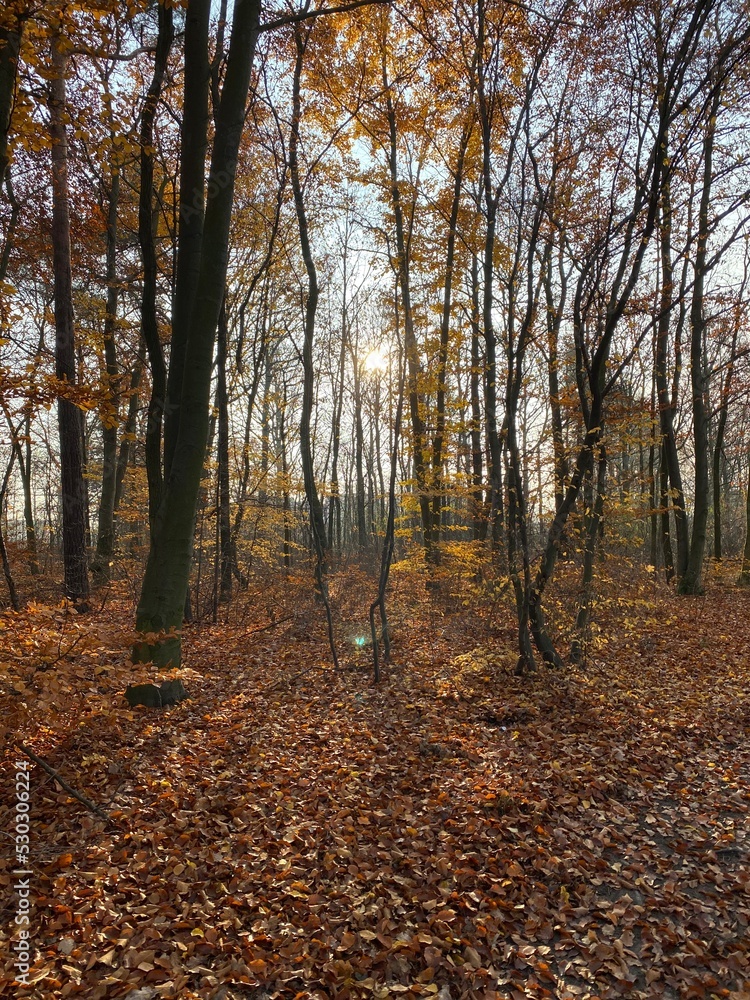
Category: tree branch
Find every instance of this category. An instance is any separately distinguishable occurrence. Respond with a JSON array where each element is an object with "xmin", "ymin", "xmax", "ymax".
[
  {"xmin": 260, "ymin": 0, "xmax": 390, "ymax": 33},
  {"xmin": 15, "ymin": 742, "xmax": 110, "ymax": 821}
]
